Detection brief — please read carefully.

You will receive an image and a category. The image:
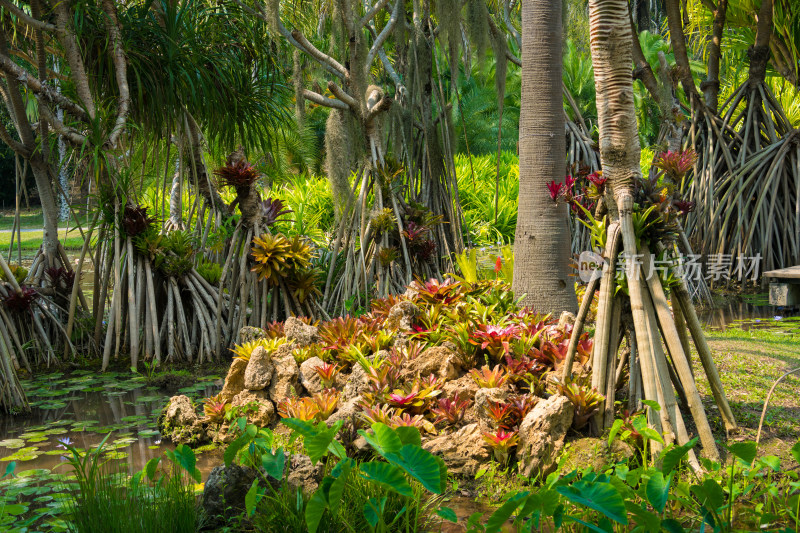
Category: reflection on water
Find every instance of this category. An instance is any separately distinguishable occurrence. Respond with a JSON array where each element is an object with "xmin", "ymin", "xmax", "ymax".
[
  {"xmin": 697, "ymin": 295, "xmax": 799, "ymax": 334},
  {"xmin": 0, "ymin": 371, "xmax": 223, "ymax": 481}
]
